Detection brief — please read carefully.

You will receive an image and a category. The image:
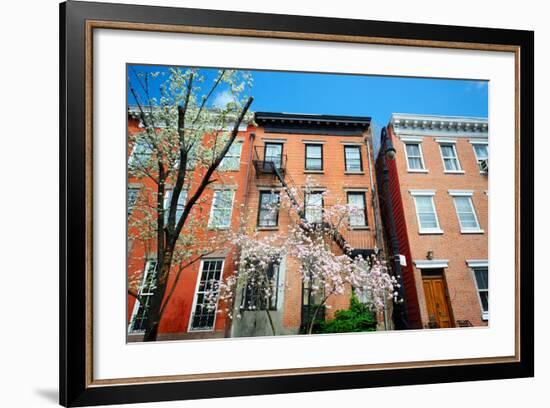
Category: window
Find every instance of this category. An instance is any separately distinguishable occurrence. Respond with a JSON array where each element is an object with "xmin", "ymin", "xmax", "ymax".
[
  {"xmin": 305, "ymin": 144, "xmax": 323, "ymax": 171},
  {"xmin": 208, "ymin": 190, "xmax": 234, "ymax": 228},
  {"xmin": 128, "ymin": 188, "xmax": 140, "ymax": 215},
  {"xmin": 411, "ymin": 192, "xmax": 442, "ymax": 234},
  {"xmin": 405, "ymin": 143, "xmax": 425, "ymax": 171},
  {"xmin": 452, "ymin": 195, "xmax": 482, "ymax": 232},
  {"xmin": 129, "ymin": 140, "xmax": 153, "ymax": 167},
  {"xmin": 301, "ymin": 274, "xmax": 326, "ymax": 329},
  {"xmin": 242, "ymin": 261, "xmax": 280, "ymax": 311},
  {"xmin": 347, "ymin": 192, "xmax": 368, "ymax": 227},
  {"xmin": 471, "ymin": 265, "xmax": 488, "ymax": 320},
  {"xmin": 344, "ymin": 146, "xmax": 363, "ymax": 172},
  {"xmin": 472, "ymin": 143, "xmax": 489, "ymax": 173},
  {"xmin": 128, "ymin": 259, "xmax": 158, "ymax": 333},
  {"xmin": 190, "ymin": 259, "xmax": 224, "ymax": 331},
  {"xmin": 257, "ymin": 191, "xmax": 280, "ymax": 227},
  {"xmin": 219, "ymin": 141, "xmax": 242, "ymax": 170},
  {"xmin": 305, "ymin": 191, "xmax": 324, "ymax": 224},
  {"xmin": 163, "ymin": 189, "xmax": 187, "ymax": 224},
  {"xmin": 439, "ymin": 143, "xmax": 461, "ymax": 172},
  {"xmin": 263, "ymin": 143, "xmax": 283, "ymax": 170}
]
